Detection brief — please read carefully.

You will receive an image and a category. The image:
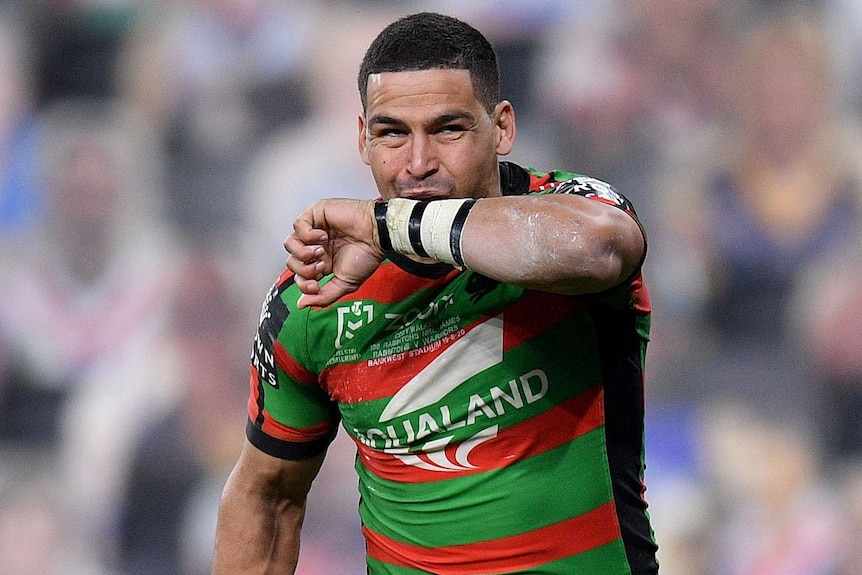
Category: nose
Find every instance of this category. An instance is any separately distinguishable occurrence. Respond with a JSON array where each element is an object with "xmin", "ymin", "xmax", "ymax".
[{"xmin": 407, "ymin": 133, "xmax": 438, "ymax": 179}]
